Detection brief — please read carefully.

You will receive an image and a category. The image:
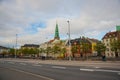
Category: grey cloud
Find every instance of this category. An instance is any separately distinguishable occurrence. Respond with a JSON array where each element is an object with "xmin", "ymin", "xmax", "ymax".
[{"xmin": 0, "ymin": 0, "xmax": 120, "ymax": 47}]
